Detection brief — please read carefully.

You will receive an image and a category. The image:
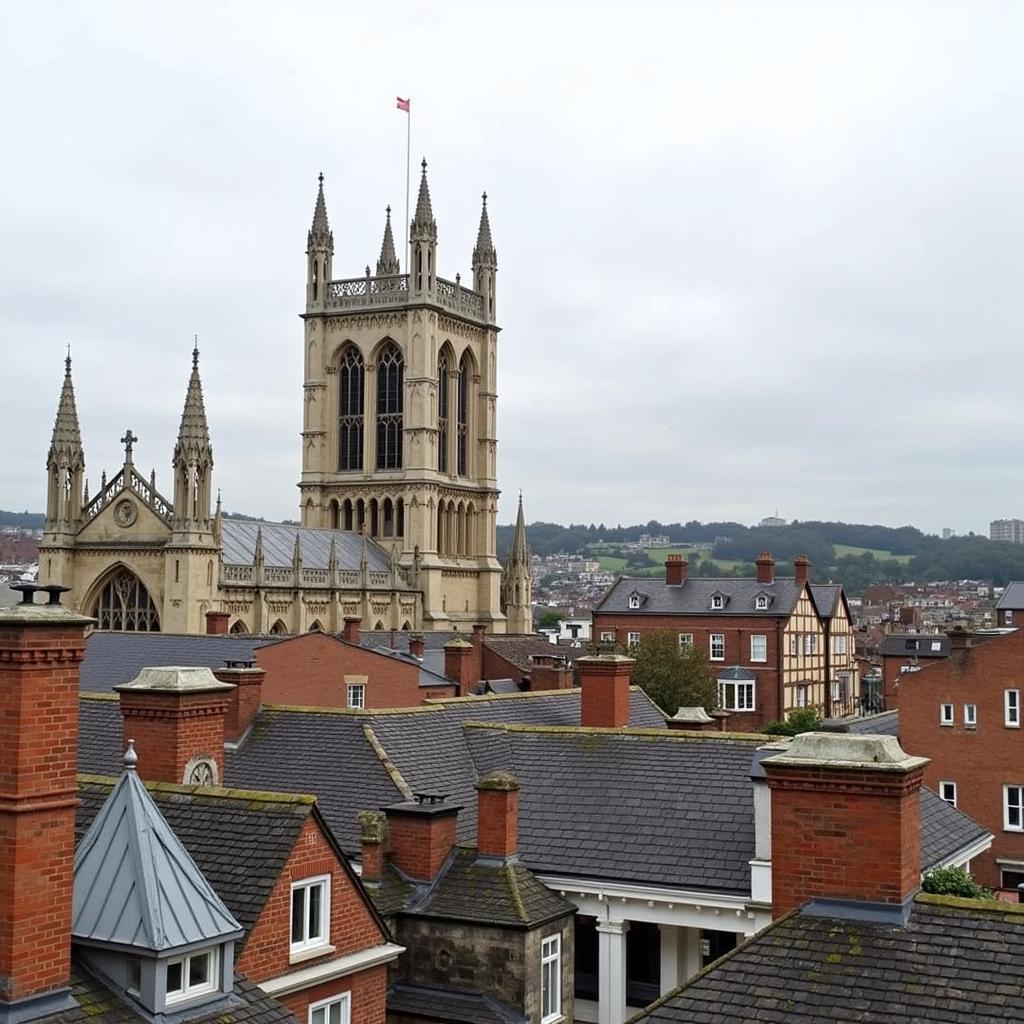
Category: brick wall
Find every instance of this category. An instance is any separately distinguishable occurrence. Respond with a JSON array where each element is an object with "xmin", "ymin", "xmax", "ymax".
[
  {"xmin": 255, "ymin": 632, "xmax": 455, "ymax": 709},
  {"xmin": 385, "ymin": 809, "xmax": 457, "ymax": 880},
  {"xmin": 277, "ymin": 962, "xmax": 387, "ymax": 1024},
  {"xmin": 899, "ymin": 630, "xmax": 1024, "ymax": 888}
]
